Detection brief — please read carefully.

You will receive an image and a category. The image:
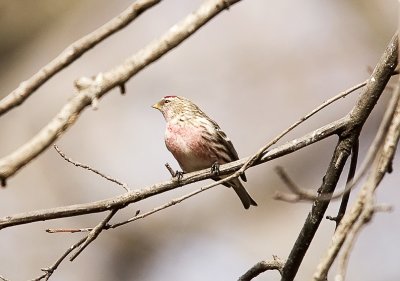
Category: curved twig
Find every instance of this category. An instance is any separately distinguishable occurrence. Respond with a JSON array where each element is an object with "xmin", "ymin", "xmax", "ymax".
[{"xmin": 238, "ymin": 256, "xmax": 285, "ymax": 281}]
